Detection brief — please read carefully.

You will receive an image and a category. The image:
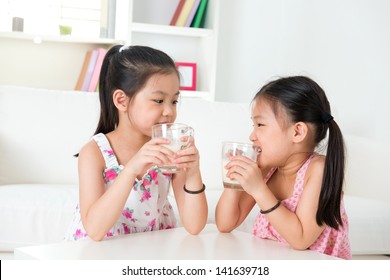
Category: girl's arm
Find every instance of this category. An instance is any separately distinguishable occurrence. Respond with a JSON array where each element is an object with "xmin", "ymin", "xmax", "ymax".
[
  {"xmin": 215, "ymin": 189, "xmax": 256, "ymax": 232},
  {"xmin": 255, "ymin": 158, "xmax": 326, "ymax": 250},
  {"xmin": 79, "ymin": 138, "xmax": 173, "ymax": 241},
  {"xmin": 228, "ymin": 155, "xmax": 326, "ymax": 250},
  {"xmin": 171, "ymin": 139, "xmax": 208, "ymax": 235},
  {"xmin": 78, "ymin": 141, "xmax": 138, "ymax": 241}
]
